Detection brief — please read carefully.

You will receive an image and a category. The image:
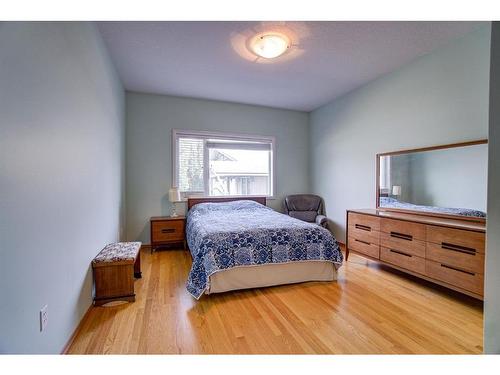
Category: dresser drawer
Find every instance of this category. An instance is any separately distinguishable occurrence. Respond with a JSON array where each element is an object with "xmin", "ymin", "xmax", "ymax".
[
  {"xmin": 426, "ymin": 226, "xmax": 485, "ymax": 254},
  {"xmin": 380, "ymin": 247, "xmax": 425, "ymax": 274},
  {"xmin": 425, "ymin": 260, "xmax": 484, "ymax": 296},
  {"xmin": 348, "ymin": 224, "xmax": 380, "ymax": 245},
  {"xmin": 426, "ymin": 242, "xmax": 484, "ymax": 275},
  {"xmin": 380, "ymin": 232, "xmax": 425, "ymax": 257},
  {"xmin": 152, "ymin": 220, "xmax": 185, "ymax": 242},
  {"xmin": 380, "ymin": 218, "xmax": 426, "ymax": 241},
  {"xmin": 348, "ymin": 212, "xmax": 380, "ymax": 232},
  {"xmin": 348, "ymin": 236, "xmax": 380, "ymax": 259}
]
